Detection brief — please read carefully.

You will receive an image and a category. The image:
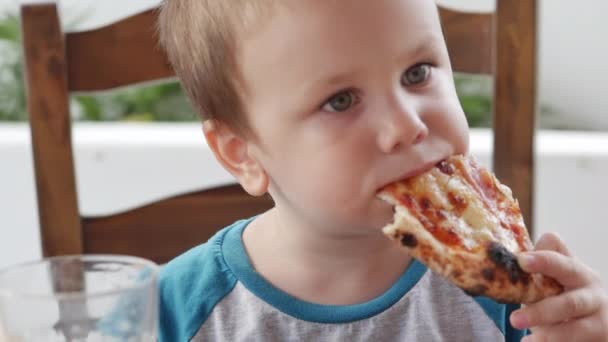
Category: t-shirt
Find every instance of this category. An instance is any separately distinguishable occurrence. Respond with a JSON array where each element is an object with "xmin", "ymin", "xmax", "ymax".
[{"xmin": 159, "ymin": 218, "xmax": 527, "ymax": 341}]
